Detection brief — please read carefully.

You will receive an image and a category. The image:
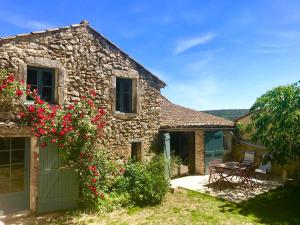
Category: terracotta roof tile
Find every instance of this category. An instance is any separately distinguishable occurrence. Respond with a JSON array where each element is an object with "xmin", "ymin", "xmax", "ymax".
[{"xmin": 160, "ymin": 96, "xmax": 235, "ymax": 129}]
